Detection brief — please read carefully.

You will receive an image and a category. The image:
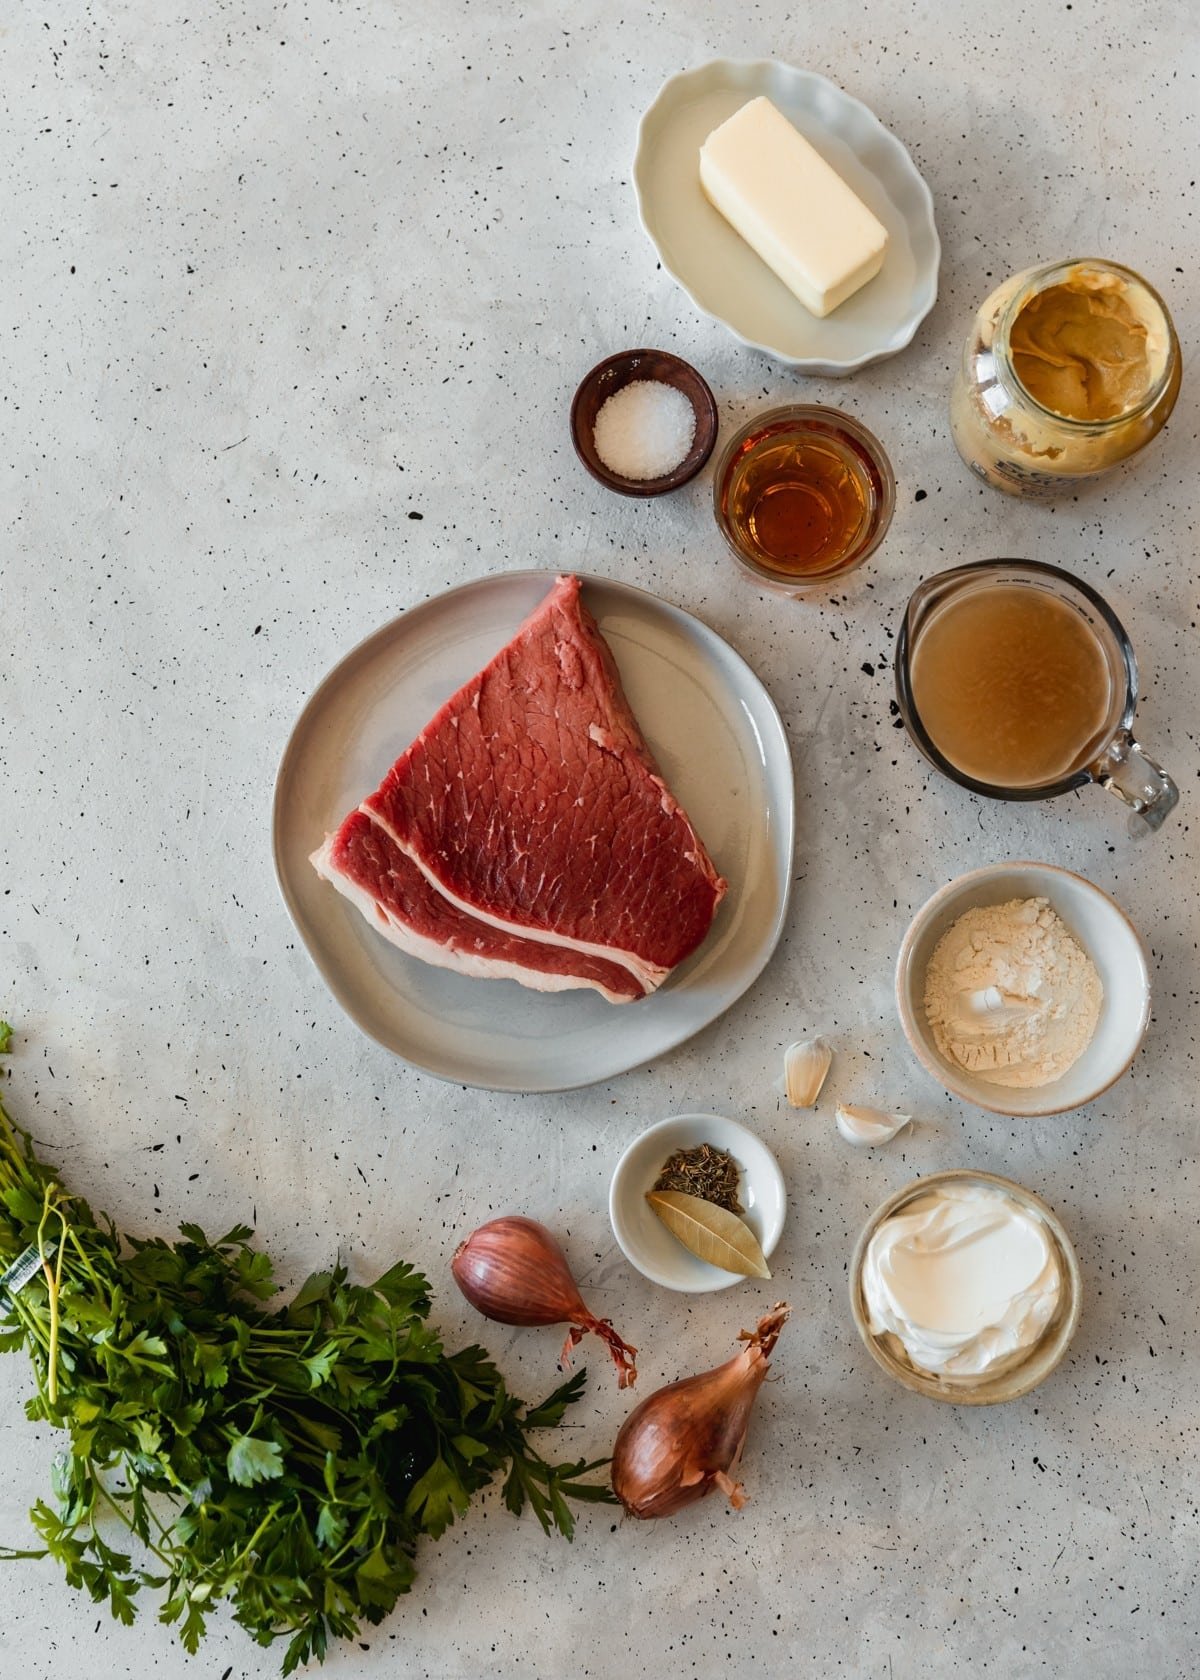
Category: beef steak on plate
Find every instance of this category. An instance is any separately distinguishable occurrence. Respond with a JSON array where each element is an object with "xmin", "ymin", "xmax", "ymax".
[{"xmin": 311, "ymin": 573, "xmax": 726, "ymax": 1002}]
